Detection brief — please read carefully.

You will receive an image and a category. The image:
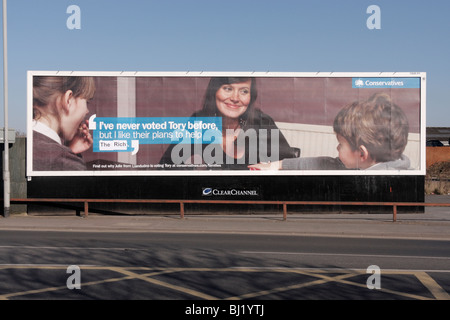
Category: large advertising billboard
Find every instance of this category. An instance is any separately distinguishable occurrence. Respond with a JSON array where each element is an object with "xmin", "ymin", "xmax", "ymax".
[{"xmin": 27, "ymin": 71, "xmax": 426, "ymax": 177}]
